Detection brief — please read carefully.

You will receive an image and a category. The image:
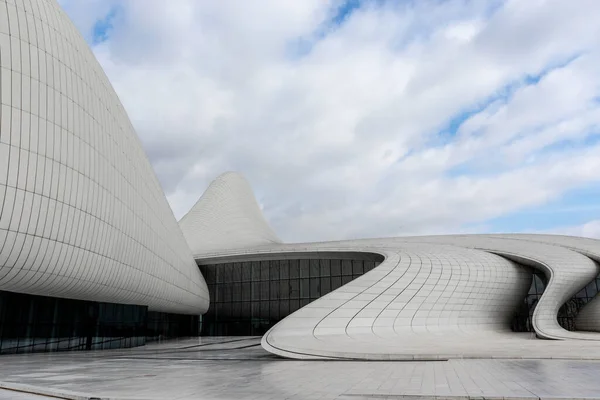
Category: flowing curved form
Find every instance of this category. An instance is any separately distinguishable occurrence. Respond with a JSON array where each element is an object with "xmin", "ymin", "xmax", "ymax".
[
  {"xmin": 179, "ymin": 172, "xmax": 282, "ymax": 256},
  {"xmin": 260, "ymin": 241, "xmax": 533, "ymax": 360},
  {"xmin": 0, "ymin": 0, "xmax": 208, "ymax": 314},
  {"xmin": 178, "ymin": 173, "xmax": 600, "ymax": 359},
  {"xmin": 404, "ymin": 235, "xmax": 600, "ymax": 340},
  {"xmin": 257, "ymin": 235, "xmax": 600, "ymax": 359}
]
